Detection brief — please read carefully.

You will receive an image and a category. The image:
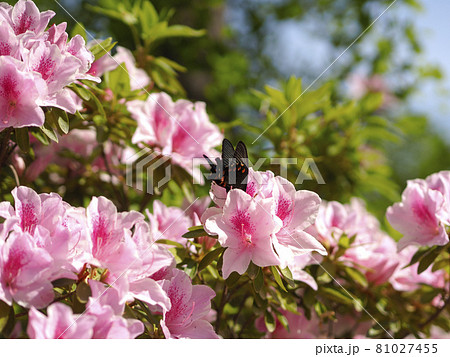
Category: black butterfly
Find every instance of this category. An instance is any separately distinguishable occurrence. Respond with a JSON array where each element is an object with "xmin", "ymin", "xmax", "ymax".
[{"xmin": 204, "ymin": 139, "xmax": 249, "ymax": 192}]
